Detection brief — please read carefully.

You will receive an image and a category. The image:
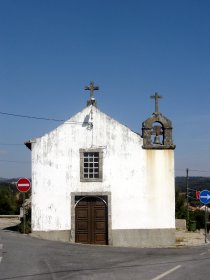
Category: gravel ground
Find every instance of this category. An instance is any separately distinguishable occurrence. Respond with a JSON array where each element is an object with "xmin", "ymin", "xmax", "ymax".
[
  {"xmin": 176, "ymin": 229, "xmax": 210, "ymax": 246},
  {"xmin": 0, "ymin": 217, "xmax": 20, "ymax": 230}
]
